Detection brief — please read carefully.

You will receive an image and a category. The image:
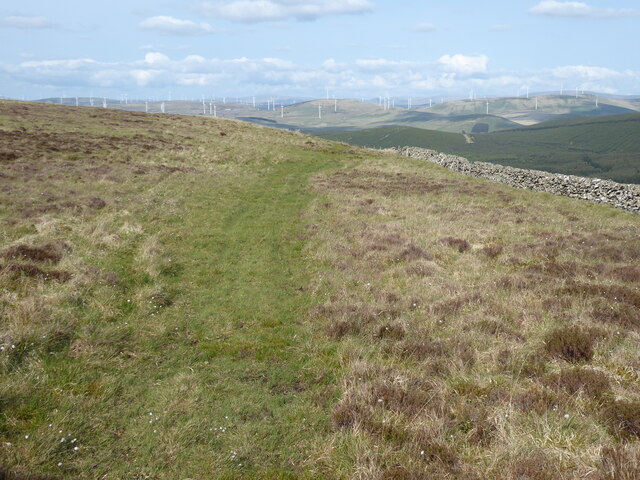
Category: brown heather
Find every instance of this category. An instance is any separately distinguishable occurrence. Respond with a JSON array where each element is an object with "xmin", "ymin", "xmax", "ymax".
[
  {"xmin": 308, "ymin": 149, "xmax": 640, "ymax": 477},
  {"xmin": 543, "ymin": 325, "xmax": 597, "ymax": 362}
]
